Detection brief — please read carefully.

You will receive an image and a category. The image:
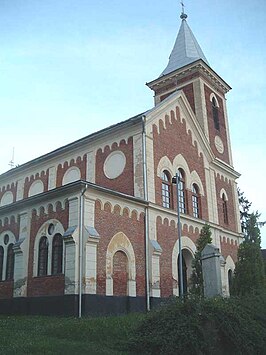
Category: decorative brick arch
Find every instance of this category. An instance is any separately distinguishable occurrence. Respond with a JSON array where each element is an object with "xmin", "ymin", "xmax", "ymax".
[
  {"xmin": 172, "ymin": 236, "xmax": 196, "ymax": 296},
  {"xmin": 106, "ymin": 232, "xmax": 136, "ymax": 297}
]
